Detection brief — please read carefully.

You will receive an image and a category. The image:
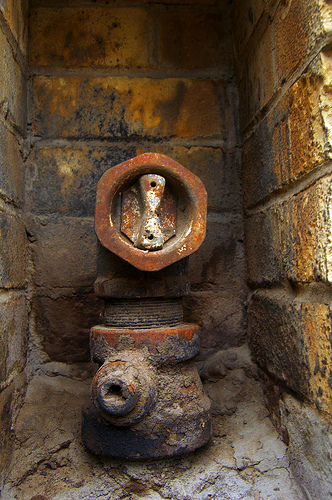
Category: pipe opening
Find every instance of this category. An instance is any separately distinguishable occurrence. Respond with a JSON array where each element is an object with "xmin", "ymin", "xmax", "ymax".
[{"xmin": 103, "ymin": 383, "xmax": 126, "ymax": 405}]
